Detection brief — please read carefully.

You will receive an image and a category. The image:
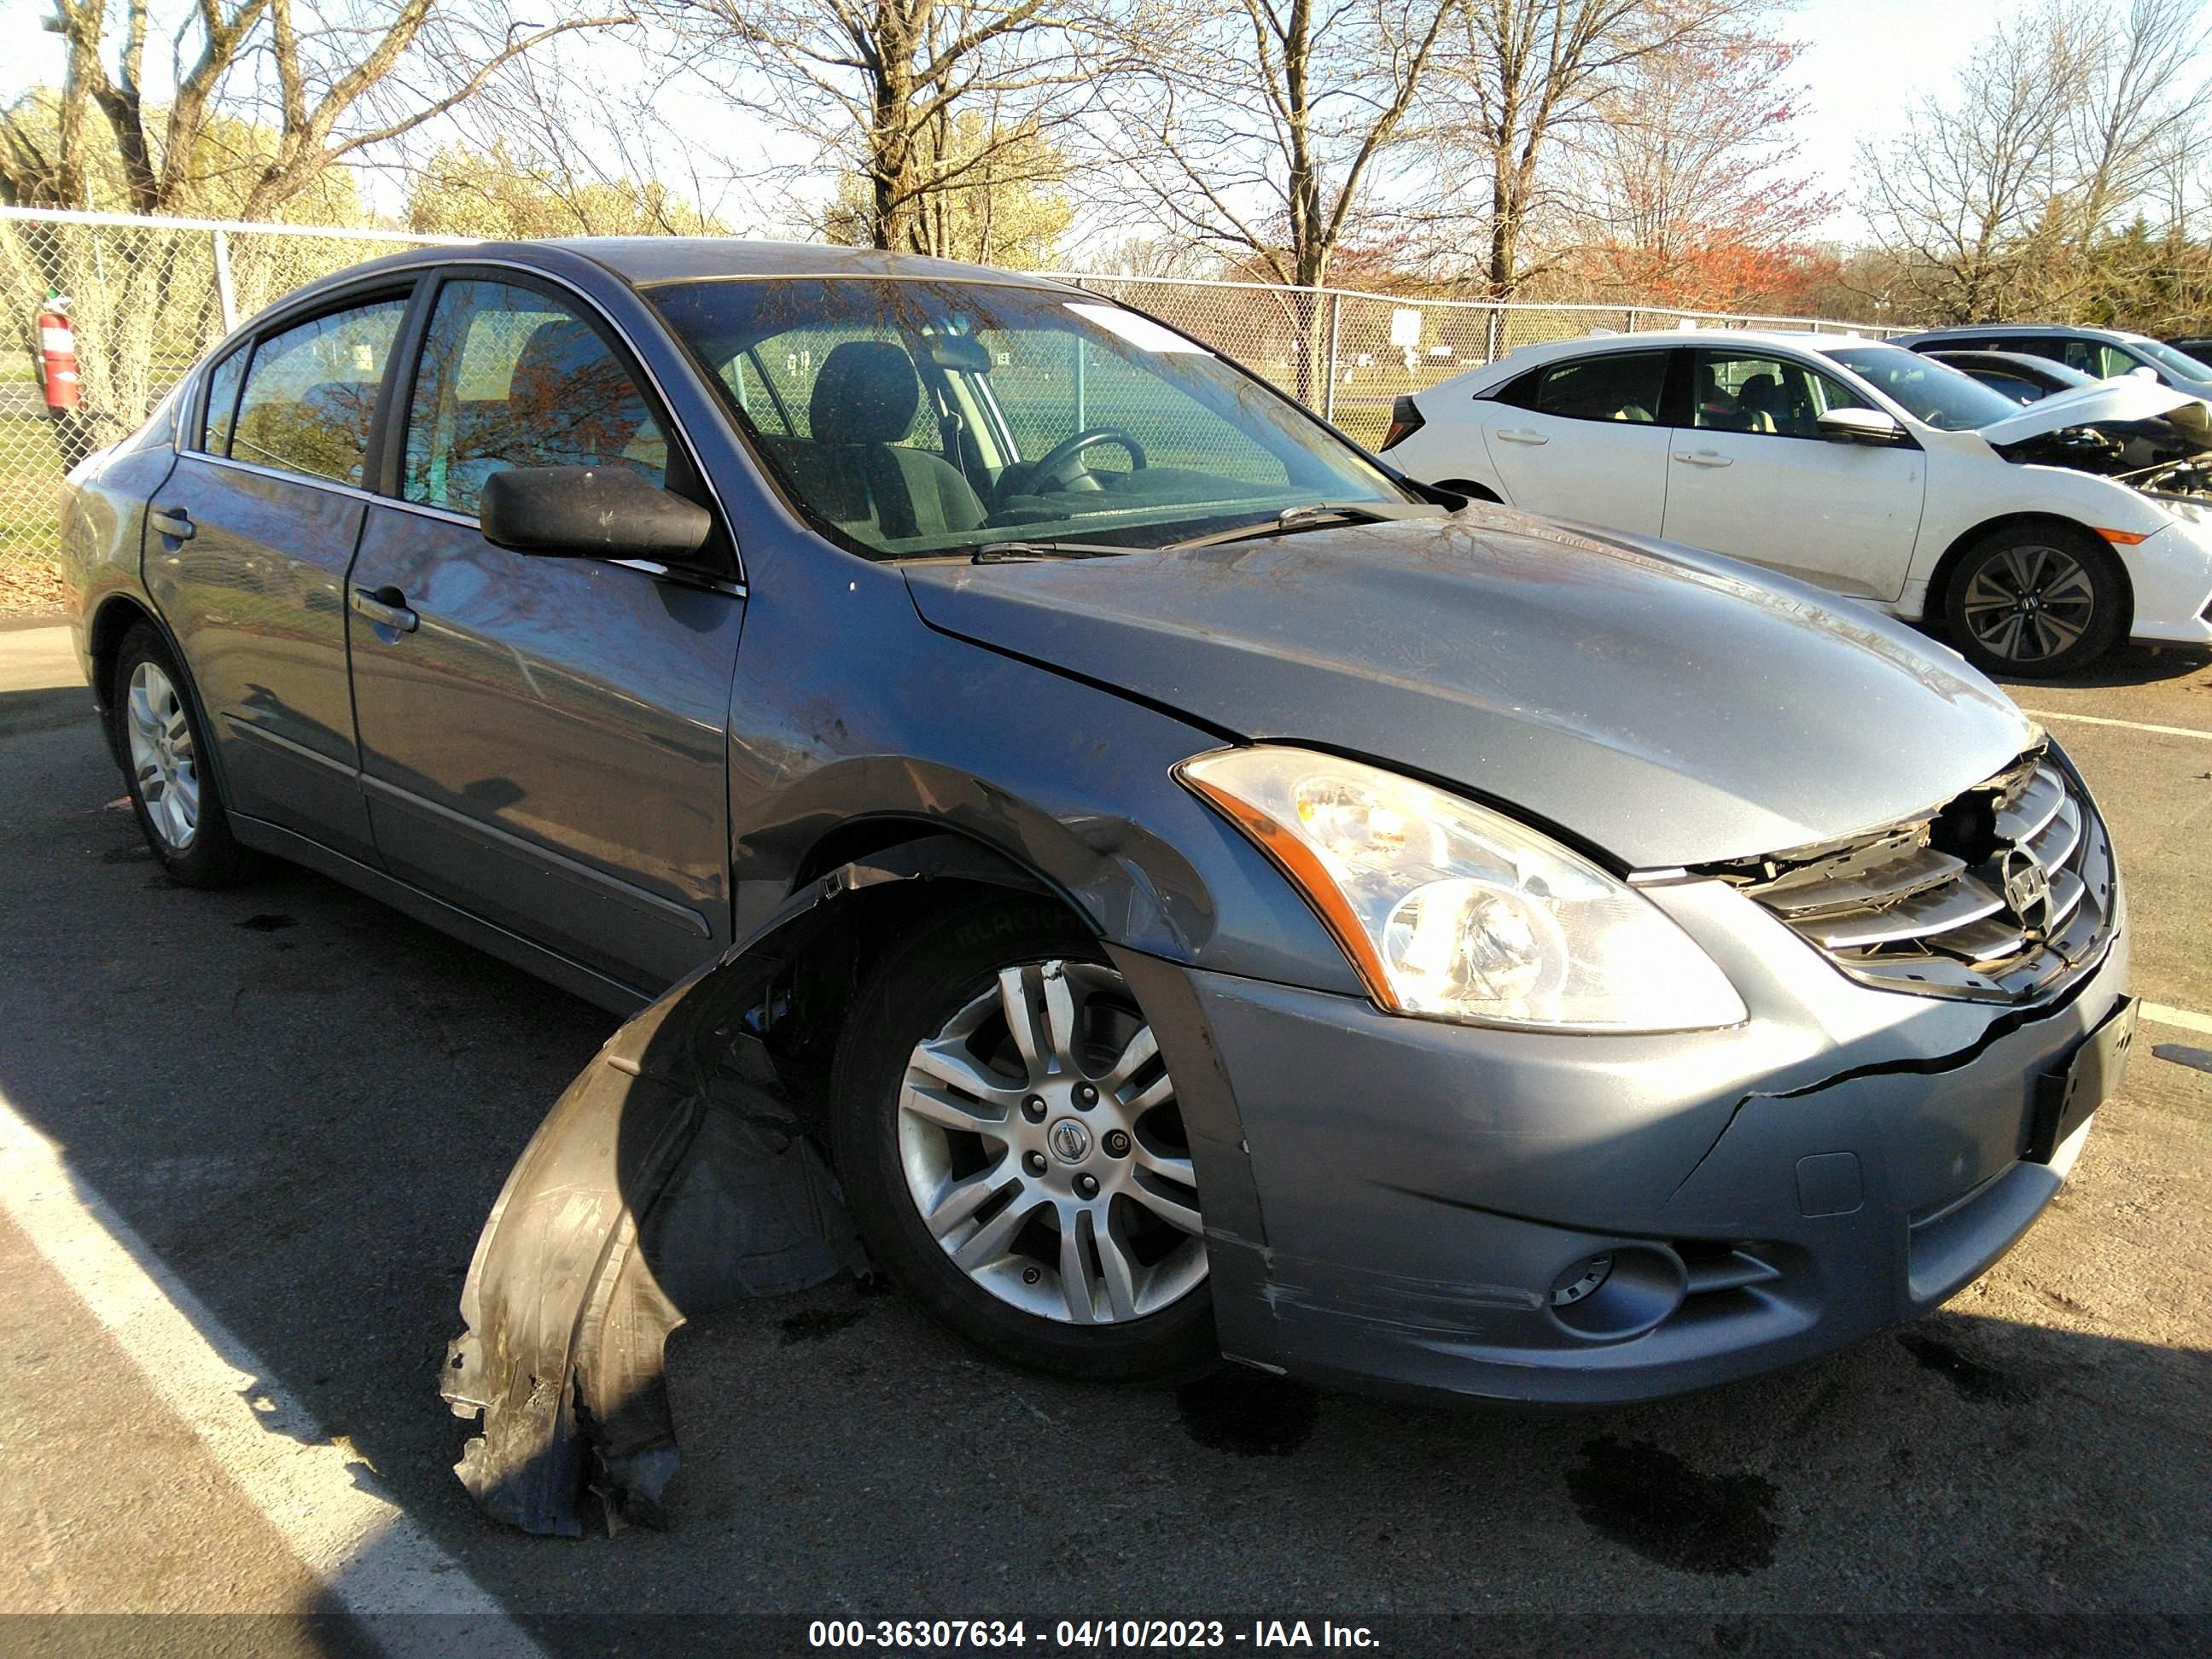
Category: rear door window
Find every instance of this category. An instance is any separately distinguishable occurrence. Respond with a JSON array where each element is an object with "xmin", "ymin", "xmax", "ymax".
[
  {"xmin": 227, "ymin": 299, "xmax": 408, "ymax": 485},
  {"xmin": 2013, "ymin": 336, "xmax": 2135, "ymax": 378},
  {"xmin": 2058, "ymin": 340, "xmax": 2138, "ymax": 378},
  {"xmin": 1501, "ymin": 352, "xmax": 1669, "ymax": 423},
  {"xmin": 402, "ymin": 278, "xmax": 669, "ymax": 517}
]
